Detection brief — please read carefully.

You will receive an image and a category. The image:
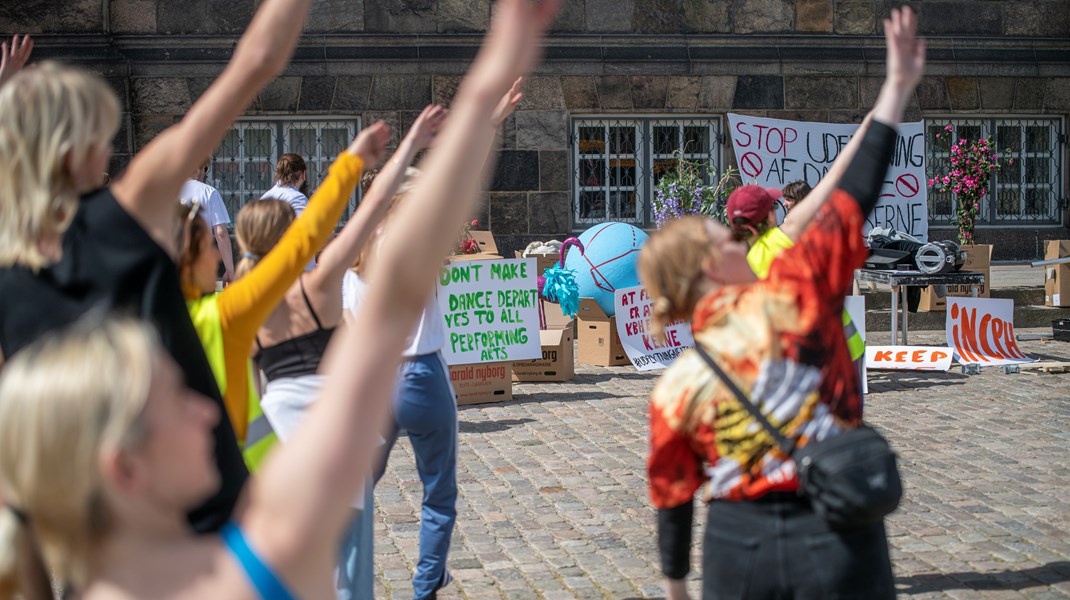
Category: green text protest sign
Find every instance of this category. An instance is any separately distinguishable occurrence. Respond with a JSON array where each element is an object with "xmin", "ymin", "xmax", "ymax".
[{"xmin": 437, "ymin": 258, "xmax": 541, "ymax": 365}]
